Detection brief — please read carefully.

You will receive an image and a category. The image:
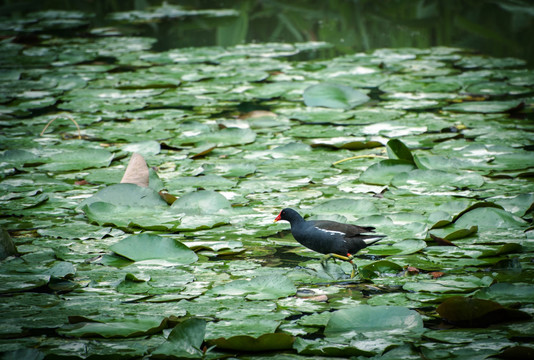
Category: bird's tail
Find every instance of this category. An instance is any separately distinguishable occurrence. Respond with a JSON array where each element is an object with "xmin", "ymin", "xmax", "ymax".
[{"xmin": 362, "ymin": 235, "xmax": 385, "ymax": 246}]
